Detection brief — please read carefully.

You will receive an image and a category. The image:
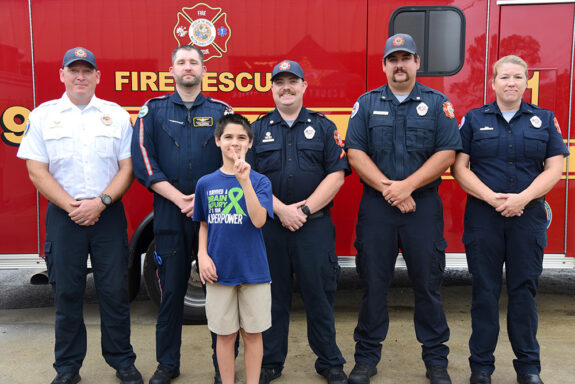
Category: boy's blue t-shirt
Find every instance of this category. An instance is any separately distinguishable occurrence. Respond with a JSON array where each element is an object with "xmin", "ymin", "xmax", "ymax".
[{"xmin": 194, "ymin": 169, "xmax": 273, "ymax": 285}]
